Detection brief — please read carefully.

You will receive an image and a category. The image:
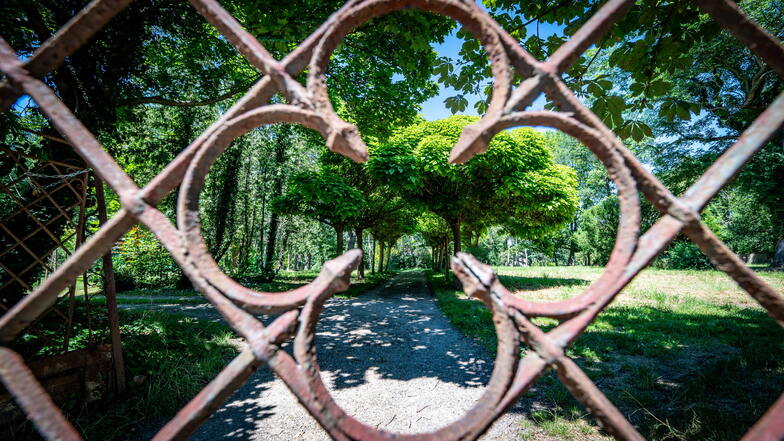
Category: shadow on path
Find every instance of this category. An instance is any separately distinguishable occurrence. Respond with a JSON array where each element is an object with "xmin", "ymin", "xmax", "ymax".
[{"xmin": 190, "ymin": 271, "xmax": 521, "ymax": 440}]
